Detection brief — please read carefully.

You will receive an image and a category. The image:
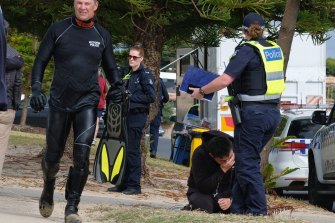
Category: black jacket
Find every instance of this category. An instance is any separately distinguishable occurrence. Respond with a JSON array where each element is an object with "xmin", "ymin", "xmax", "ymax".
[
  {"xmin": 31, "ymin": 16, "xmax": 120, "ymax": 112},
  {"xmin": 126, "ymin": 64, "xmax": 155, "ymax": 110},
  {"xmin": 0, "ymin": 7, "xmax": 7, "ymax": 110},
  {"xmin": 5, "ymin": 44, "xmax": 23, "ymax": 110},
  {"xmin": 187, "ymin": 130, "xmax": 234, "ymax": 199}
]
